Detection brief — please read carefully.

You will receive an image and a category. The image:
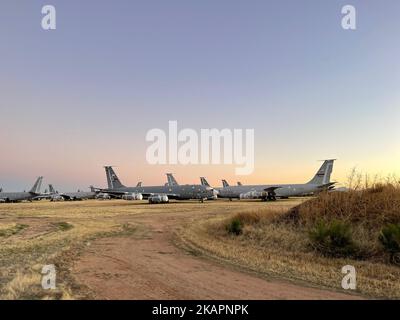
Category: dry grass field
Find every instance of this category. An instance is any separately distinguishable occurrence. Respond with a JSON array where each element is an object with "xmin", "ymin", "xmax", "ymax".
[
  {"xmin": 0, "ymin": 199, "xmax": 276, "ymax": 299},
  {"xmin": 0, "ymin": 196, "xmax": 396, "ymax": 299}
]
